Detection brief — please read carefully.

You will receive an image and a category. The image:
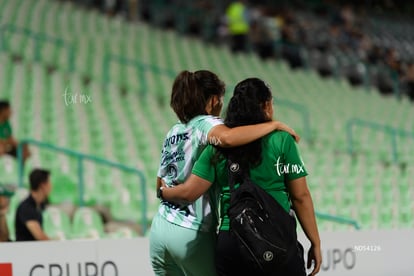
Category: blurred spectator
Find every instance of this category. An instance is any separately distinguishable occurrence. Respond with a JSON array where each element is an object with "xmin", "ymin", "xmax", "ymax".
[
  {"xmin": 385, "ymin": 48, "xmax": 403, "ymax": 75},
  {"xmin": 15, "ymin": 169, "xmax": 52, "ymax": 241},
  {"xmin": 367, "ymin": 45, "xmax": 383, "ymax": 65},
  {"xmin": 249, "ymin": 16, "xmax": 274, "ymax": 60},
  {"xmin": 66, "ymin": 0, "xmax": 412, "ymax": 97},
  {"xmin": 402, "ymin": 62, "xmax": 414, "ymax": 101},
  {"xmin": 127, "ymin": 0, "xmax": 139, "ymax": 21},
  {"xmin": 317, "ymin": 53, "xmax": 336, "ymax": 78},
  {"xmin": 226, "ymin": 1, "xmax": 250, "ymax": 53},
  {"xmin": 328, "ymin": 23, "xmax": 347, "ymax": 51},
  {"xmin": 0, "ymin": 100, "xmax": 31, "ymax": 162},
  {"xmin": 104, "ymin": 0, "xmax": 117, "ymax": 16},
  {"xmin": 280, "ymin": 15, "xmax": 304, "ymax": 69},
  {"xmin": 340, "ymin": 4, "xmax": 355, "ymax": 30},
  {"xmin": 376, "ymin": 65, "xmax": 395, "ymax": 95},
  {"xmin": 0, "ymin": 184, "xmax": 15, "ymax": 242}
]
